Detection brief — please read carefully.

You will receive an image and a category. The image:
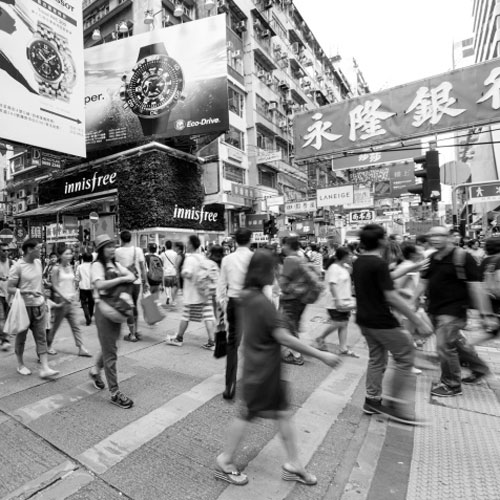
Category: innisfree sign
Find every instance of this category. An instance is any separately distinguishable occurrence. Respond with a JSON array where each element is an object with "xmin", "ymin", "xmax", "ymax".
[{"xmin": 294, "ymin": 57, "xmax": 500, "ymax": 162}]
